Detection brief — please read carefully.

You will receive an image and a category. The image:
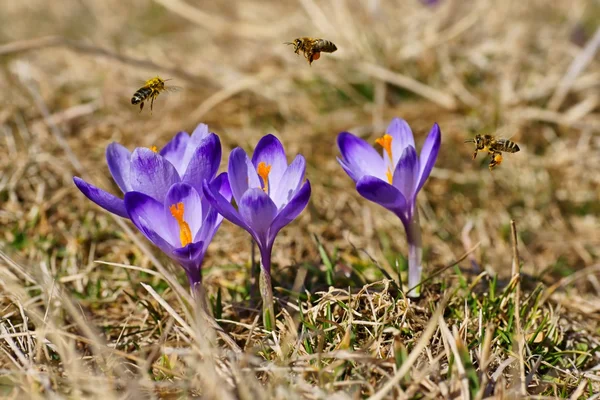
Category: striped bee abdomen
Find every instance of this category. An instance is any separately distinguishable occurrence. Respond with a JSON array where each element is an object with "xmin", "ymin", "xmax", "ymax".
[
  {"xmin": 131, "ymin": 87, "xmax": 153, "ymax": 104},
  {"xmin": 497, "ymin": 139, "xmax": 520, "ymax": 153}
]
